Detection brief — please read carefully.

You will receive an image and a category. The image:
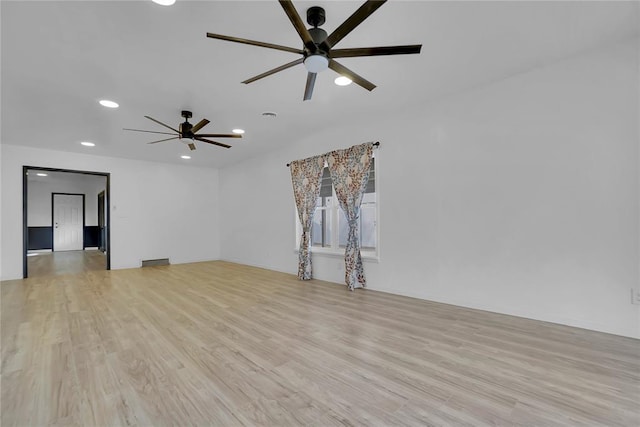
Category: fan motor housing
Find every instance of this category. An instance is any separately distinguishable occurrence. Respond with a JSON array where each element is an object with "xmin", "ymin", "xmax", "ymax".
[
  {"xmin": 180, "ymin": 110, "xmax": 193, "ymax": 138},
  {"xmin": 179, "ymin": 121, "xmax": 193, "ymax": 138},
  {"xmin": 308, "ymin": 27, "xmax": 328, "ymax": 45}
]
